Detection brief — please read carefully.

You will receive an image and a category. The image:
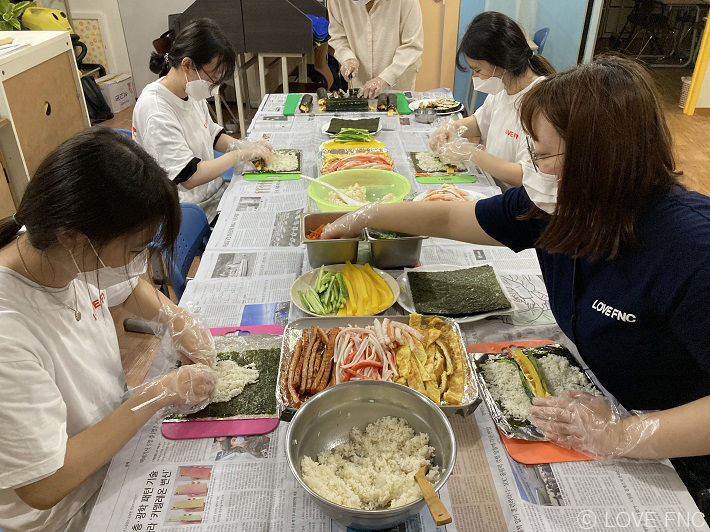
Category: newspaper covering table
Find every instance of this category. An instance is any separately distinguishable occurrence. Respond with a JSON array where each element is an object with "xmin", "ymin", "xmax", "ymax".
[{"xmin": 88, "ymin": 92, "xmax": 707, "ymax": 531}]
